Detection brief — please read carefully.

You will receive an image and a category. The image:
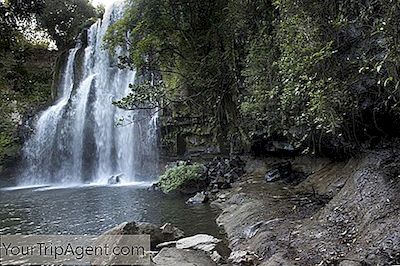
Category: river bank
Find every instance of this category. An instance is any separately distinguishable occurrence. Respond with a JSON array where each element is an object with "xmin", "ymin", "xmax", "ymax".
[{"xmin": 209, "ymin": 149, "xmax": 400, "ymax": 265}]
